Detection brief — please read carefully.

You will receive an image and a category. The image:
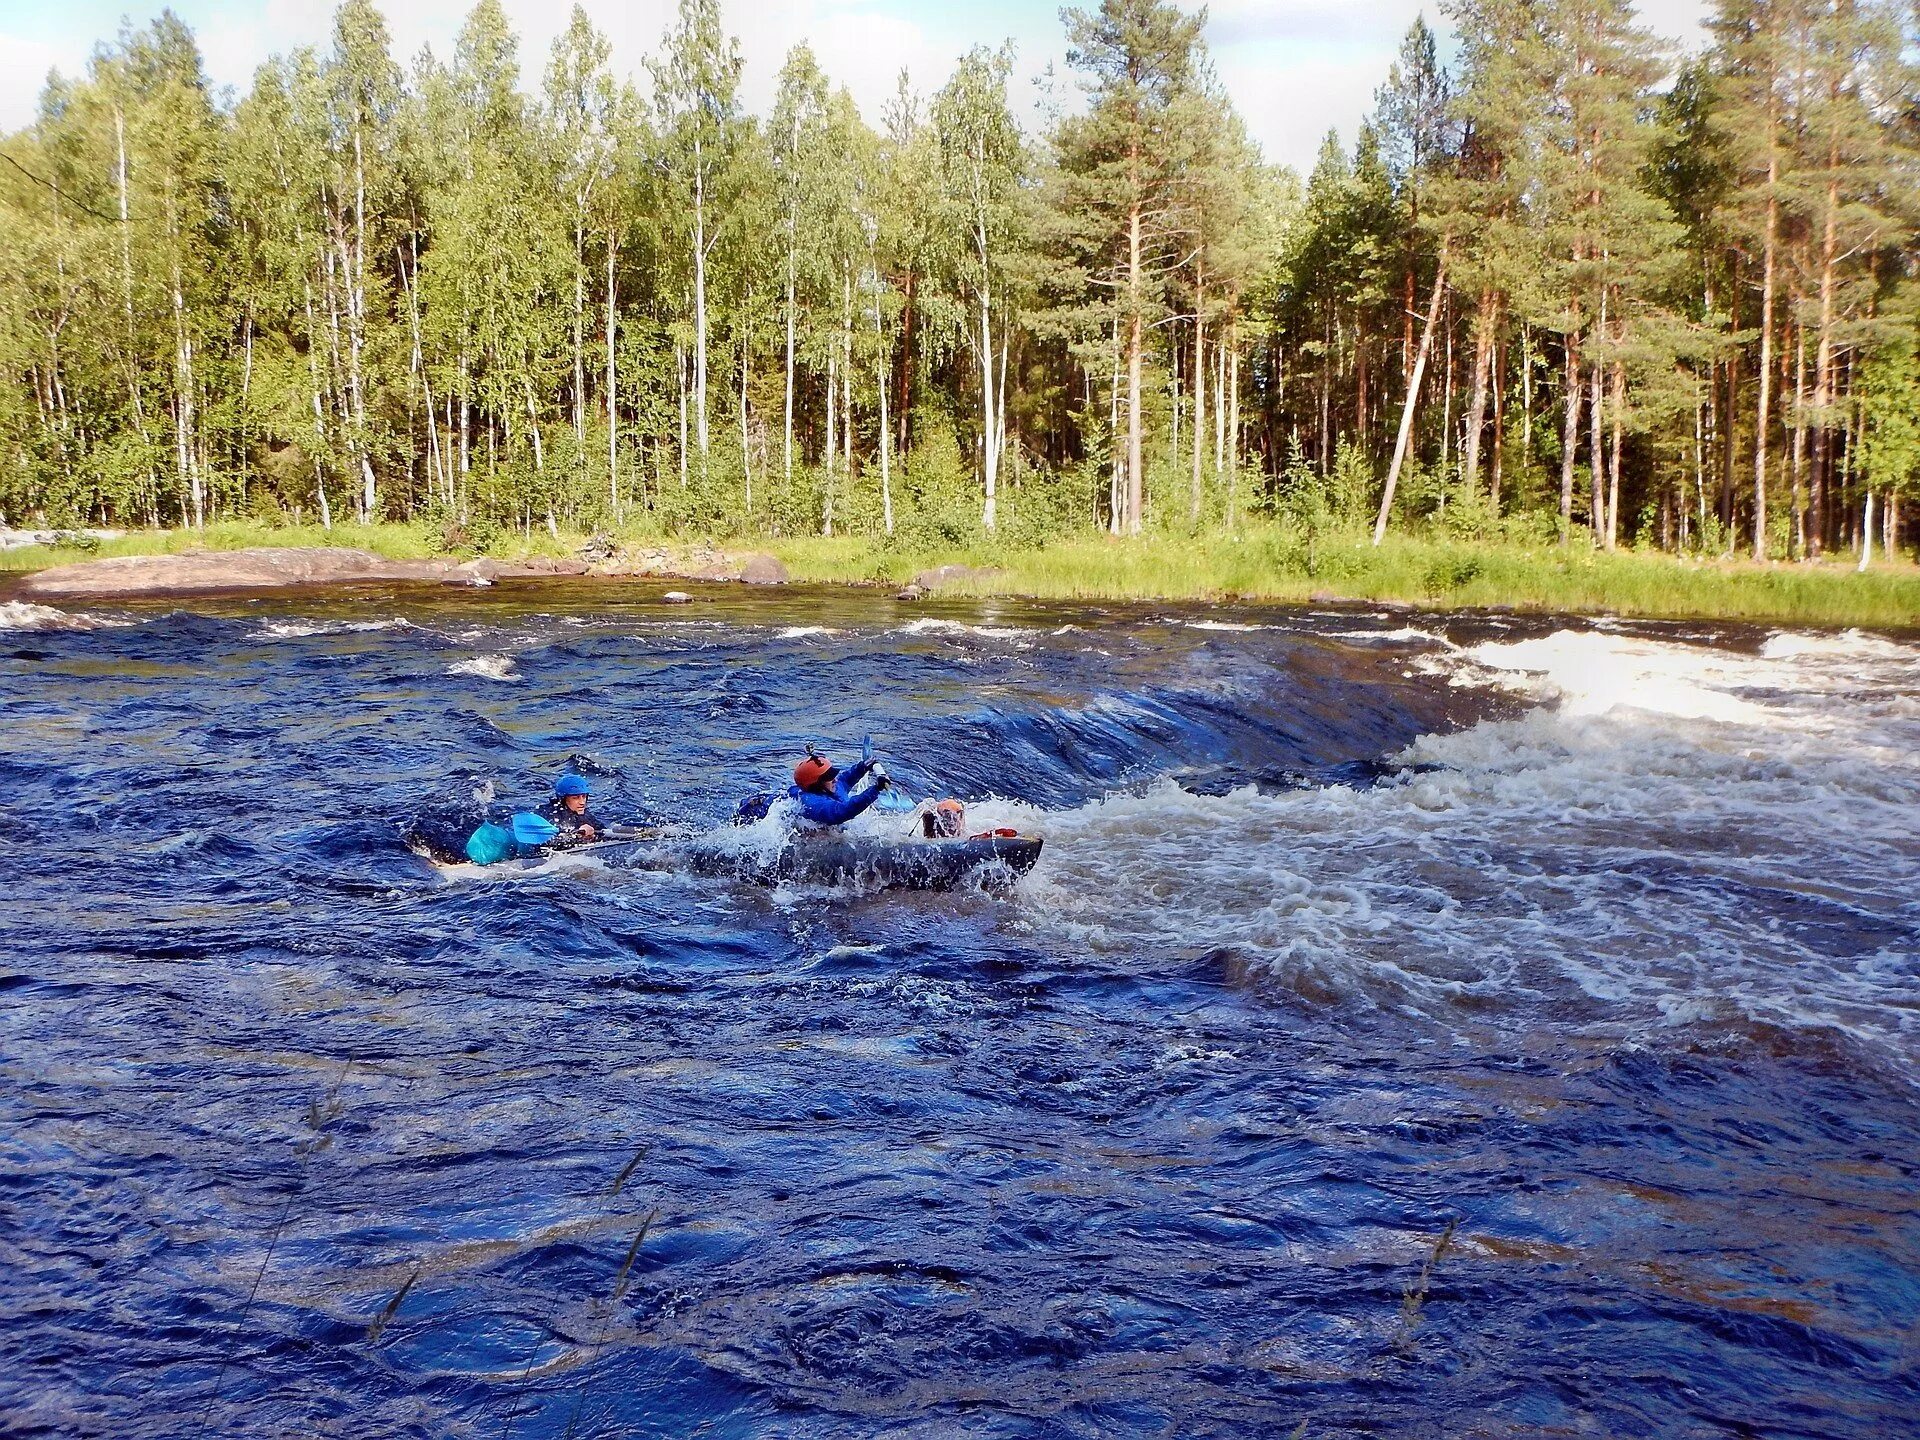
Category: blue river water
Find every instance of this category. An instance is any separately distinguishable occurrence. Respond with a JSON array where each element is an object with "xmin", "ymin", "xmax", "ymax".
[{"xmin": 2, "ymin": 582, "xmax": 1916, "ymax": 1438}]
